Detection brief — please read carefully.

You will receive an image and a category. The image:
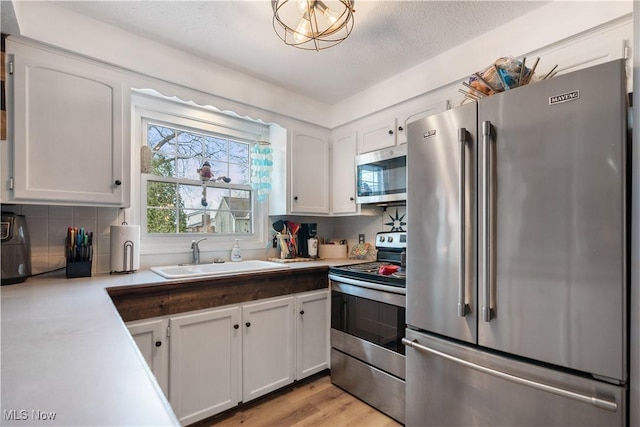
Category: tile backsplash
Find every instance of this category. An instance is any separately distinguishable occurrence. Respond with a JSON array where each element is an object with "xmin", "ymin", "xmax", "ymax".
[
  {"xmin": 2, "ymin": 203, "xmax": 400, "ymax": 276},
  {"xmin": 380, "ymin": 206, "xmax": 407, "ymax": 232},
  {"xmin": 1, "ymin": 204, "xmax": 124, "ymax": 275}
]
